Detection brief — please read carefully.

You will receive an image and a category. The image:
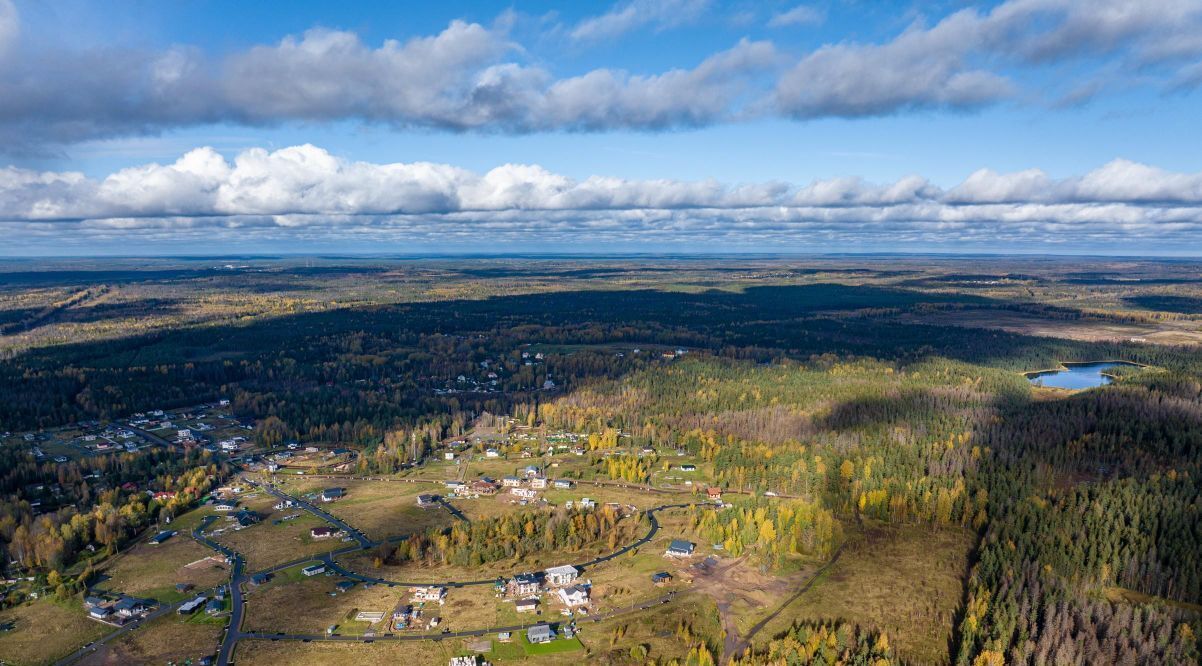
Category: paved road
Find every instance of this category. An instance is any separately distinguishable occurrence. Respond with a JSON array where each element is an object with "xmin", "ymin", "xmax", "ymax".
[
  {"xmin": 53, "ymin": 603, "xmax": 177, "ymax": 666},
  {"xmin": 322, "ymin": 501, "xmax": 708, "ymax": 587},
  {"xmin": 237, "ymin": 590, "xmax": 679, "ymax": 644},
  {"xmin": 256, "ymin": 482, "xmax": 373, "ymax": 549},
  {"xmin": 60, "ymin": 481, "xmax": 712, "ymax": 665},
  {"xmin": 436, "ymin": 497, "xmax": 469, "ymax": 523}
]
